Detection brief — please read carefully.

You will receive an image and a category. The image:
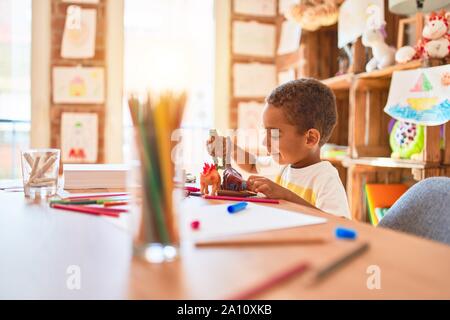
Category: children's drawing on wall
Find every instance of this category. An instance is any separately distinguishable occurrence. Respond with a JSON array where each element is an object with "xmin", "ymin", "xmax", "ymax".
[
  {"xmin": 238, "ymin": 101, "xmax": 264, "ymax": 150},
  {"xmin": 61, "ymin": 112, "xmax": 98, "ymax": 163},
  {"xmin": 61, "ymin": 6, "xmax": 97, "ymax": 58},
  {"xmin": 384, "ymin": 64, "xmax": 450, "ymax": 126},
  {"xmin": 53, "ymin": 66, "xmax": 105, "ymax": 104}
]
